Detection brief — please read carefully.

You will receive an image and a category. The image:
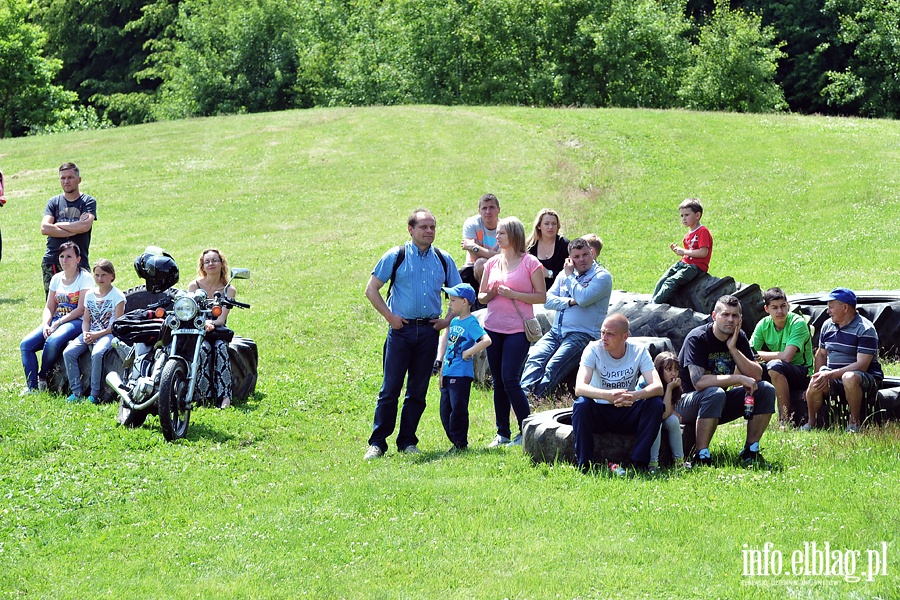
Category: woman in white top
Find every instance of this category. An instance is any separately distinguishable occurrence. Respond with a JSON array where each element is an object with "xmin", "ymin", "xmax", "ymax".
[
  {"xmin": 20, "ymin": 242, "xmax": 92, "ymax": 394},
  {"xmin": 188, "ymin": 248, "xmax": 236, "ymax": 408}
]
